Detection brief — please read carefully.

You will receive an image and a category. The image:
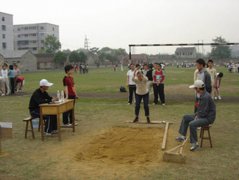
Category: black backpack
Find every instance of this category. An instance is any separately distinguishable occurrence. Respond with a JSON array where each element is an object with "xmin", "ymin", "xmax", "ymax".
[{"xmin": 120, "ymin": 86, "xmax": 127, "ymax": 92}]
